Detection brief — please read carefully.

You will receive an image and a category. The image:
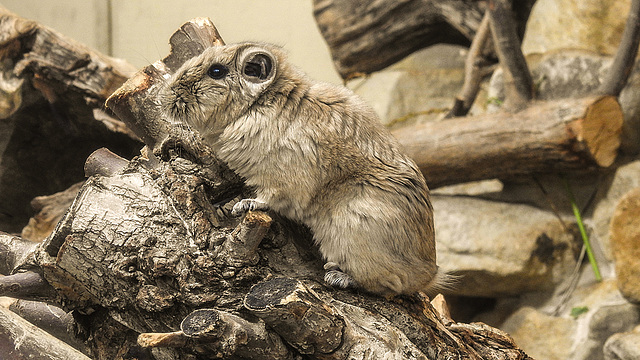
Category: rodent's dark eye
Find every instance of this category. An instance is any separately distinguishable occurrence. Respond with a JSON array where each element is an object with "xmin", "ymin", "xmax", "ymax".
[{"xmin": 207, "ymin": 64, "xmax": 229, "ymax": 80}]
